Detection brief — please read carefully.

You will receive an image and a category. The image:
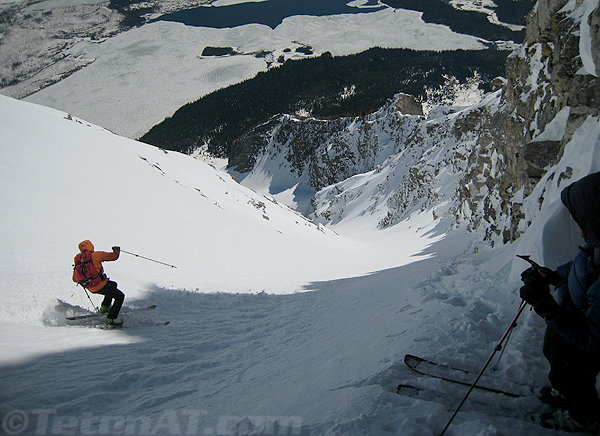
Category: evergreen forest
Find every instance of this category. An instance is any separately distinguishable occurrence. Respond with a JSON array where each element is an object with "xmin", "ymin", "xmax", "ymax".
[{"xmin": 140, "ymin": 47, "xmax": 511, "ymax": 160}]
